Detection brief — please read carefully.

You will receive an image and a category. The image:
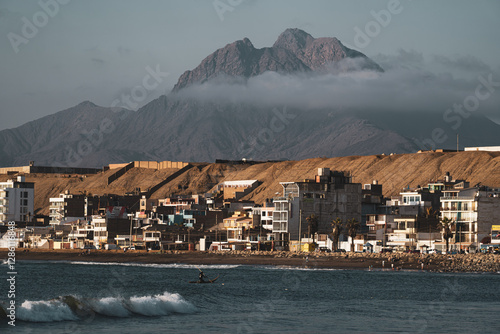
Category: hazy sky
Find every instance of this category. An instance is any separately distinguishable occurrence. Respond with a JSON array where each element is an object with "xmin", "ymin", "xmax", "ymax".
[{"xmin": 1, "ymin": 0, "xmax": 499, "ymax": 130}]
